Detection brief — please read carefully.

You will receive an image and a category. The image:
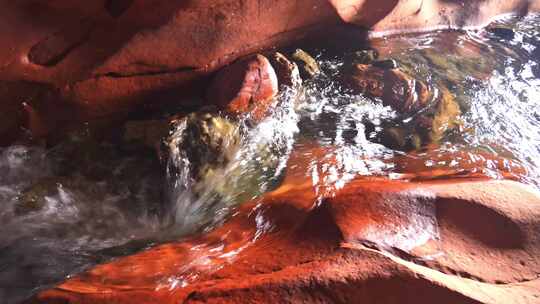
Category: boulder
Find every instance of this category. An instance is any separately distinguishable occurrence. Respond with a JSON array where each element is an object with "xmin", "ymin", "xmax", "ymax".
[
  {"xmin": 30, "ymin": 151, "xmax": 540, "ymax": 303},
  {"xmin": 166, "ymin": 112, "xmax": 240, "ymax": 183},
  {"xmin": 424, "ymin": 86, "xmax": 461, "ymax": 143},
  {"xmin": 206, "ymin": 54, "xmax": 278, "ymax": 122},
  {"xmin": 348, "ymin": 64, "xmax": 432, "ymax": 115}
]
